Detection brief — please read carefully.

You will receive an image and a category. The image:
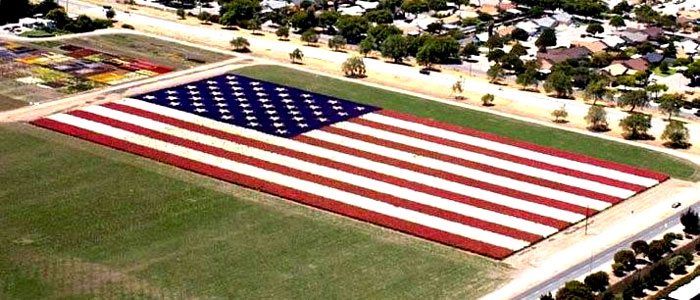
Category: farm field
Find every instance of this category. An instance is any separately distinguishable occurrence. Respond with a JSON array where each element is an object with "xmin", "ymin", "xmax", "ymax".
[
  {"xmin": 0, "ymin": 34, "xmax": 233, "ymax": 112},
  {"xmin": 0, "ymin": 122, "xmax": 509, "ymax": 299},
  {"xmin": 235, "ymin": 65, "xmax": 700, "ymax": 181}
]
